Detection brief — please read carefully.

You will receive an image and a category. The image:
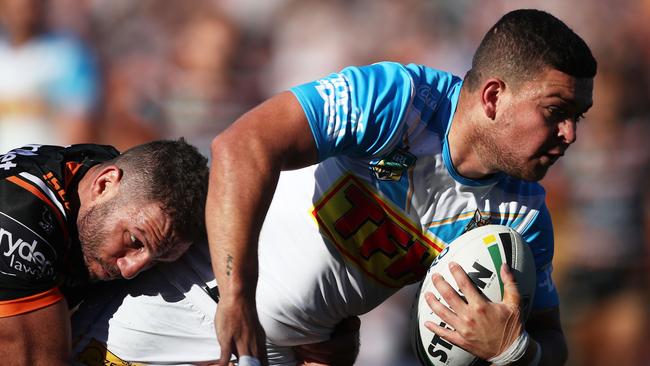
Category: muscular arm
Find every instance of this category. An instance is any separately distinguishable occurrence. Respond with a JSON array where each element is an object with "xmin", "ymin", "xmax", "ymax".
[
  {"xmin": 206, "ymin": 91, "xmax": 318, "ymax": 365},
  {"xmin": 0, "ymin": 299, "xmax": 71, "ymax": 365}
]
